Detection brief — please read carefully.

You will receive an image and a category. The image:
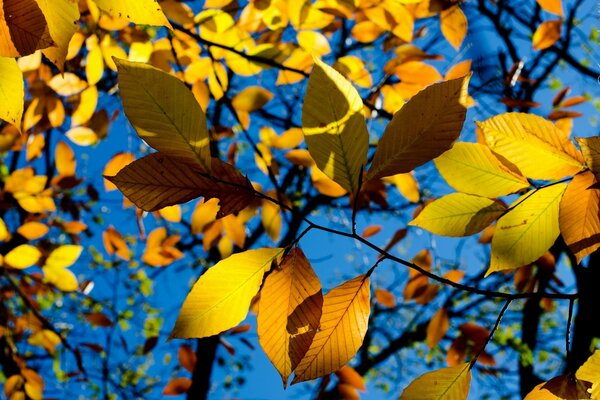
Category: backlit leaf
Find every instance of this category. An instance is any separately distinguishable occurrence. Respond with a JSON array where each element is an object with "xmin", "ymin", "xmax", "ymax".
[
  {"xmin": 115, "ymin": 58, "xmax": 211, "ymax": 171},
  {"xmin": 434, "ymin": 142, "xmax": 529, "ymax": 198},
  {"xmin": 232, "ymin": 86, "xmax": 273, "ymax": 112},
  {"xmin": 410, "ymin": 193, "xmax": 505, "ymax": 237},
  {"xmin": 102, "ymin": 226, "xmax": 130, "ymax": 261},
  {"xmin": 440, "ymin": 6, "xmax": 467, "ymax": 50},
  {"xmin": 35, "ymin": 0, "xmax": 80, "ymax": 70},
  {"xmin": 374, "ymin": 288, "xmax": 396, "ymax": 308},
  {"xmin": 178, "ymin": 344, "xmax": 196, "ymax": 373},
  {"xmin": 524, "ymin": 375, "xmax": 591, "ymax": 400},
  {"xmin": 536, "ymin": 0, "xmax": 563, "ymax": 17},
  {"xmin": 576, "ymin": 350, "xmax": 600, "ymax": 399},
  {"xmin": 427, "ymin": 308, "xmax": 450, "ymax": 348},
  {"xmin": 93, "ymin": 0, "xmax": 172, "ymax": 28},
  {"xmin": 368, "ymin": 76, "xmax": 469, "ymax": 181},
  {"xmin": 488, "ymin": 184, "xmax": 567, "ymax": 275},
  {"xmin": 383, "ymin": 173, "xmax": 420, "ymax": 203},
  {"xmin": 103, "ymin": 152, "xmax": 135, "ymax": 191},
  {"xmin": 65, "ymin": 127, "xmax": 98, "ymax": 146},
  {"xmin": 336, "ymin": 366, "xmax": 366, "ymax": 391},
  {"xmin": 477, "ymin": 113, "xmax": 584, "ymax": 180},
  {"xmin": 576, "ymin": 137, "xmax": 600, "ymax": 176},
  {"xmin": 4, "ymin": 244, "xmax": 41, "ymax": 269},
  {"xmin": 400, "ymin": 364, "xmax": 471, "ymax": 400},
  {"xmin": 302, "ymin": 57, "xmax": 369, "ymax": 193},
  {"xmin": 533, "ymin": 20, "xmax": 562, "ymax": 50},
  {"xmin": 170, "ymin": 248, "xmax": 283, "ymax": 339},
  {"xmin": 292, "ymin": 274, "xmax": 370, "ymax": 384},
  {"xmin": 106, "ymin": 153, "xmax": 255, "ymax": 217},
  {"xmin": 559, "ymin": 171, "xmax": 600, "ymax": 262},
  {"xmin": 44, "ymin": 245, "xmax": 82, "ymax": 269},
  {"xmin": 0, "ymin": 57, "xmax": 24, "ymax": 129},
  {"xmin": 258, "ymin": 248, "xmax": 323, "ymax": 387},
  {"xmin": 0, "ymin": 0, "xmax": 54, "ymax": 57},
  {"xmin": 162, "ymin": 378, "xmax": 192, "ymax": 396},
  {"xmin": 17, "ymin": 222, "xmax": 48, "ymax": 240}
]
